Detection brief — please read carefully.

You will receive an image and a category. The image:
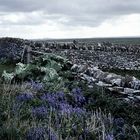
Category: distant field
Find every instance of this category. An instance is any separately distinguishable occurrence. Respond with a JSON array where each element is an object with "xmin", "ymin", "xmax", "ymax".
[{"xmin": 37, "ymin": 37, "xmax": 140, "ymax": 44}]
